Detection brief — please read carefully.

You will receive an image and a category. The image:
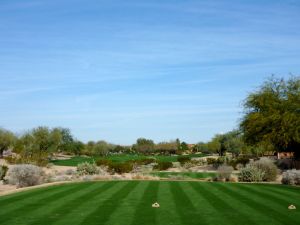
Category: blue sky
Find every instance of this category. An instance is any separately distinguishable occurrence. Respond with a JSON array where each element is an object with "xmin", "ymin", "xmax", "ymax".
[{"xmin": 0, "ymin": 0, "xmax": 299, "ymax": 144}]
